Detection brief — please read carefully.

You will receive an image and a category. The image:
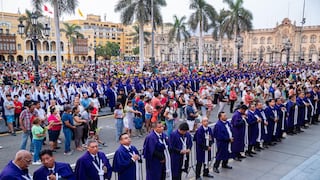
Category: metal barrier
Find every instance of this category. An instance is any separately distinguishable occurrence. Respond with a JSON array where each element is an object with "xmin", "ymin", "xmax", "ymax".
[{"xmin": 70, "ymin": 123, "xmax": 218, "ymax": 179}]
